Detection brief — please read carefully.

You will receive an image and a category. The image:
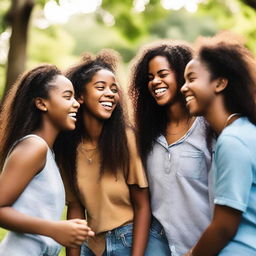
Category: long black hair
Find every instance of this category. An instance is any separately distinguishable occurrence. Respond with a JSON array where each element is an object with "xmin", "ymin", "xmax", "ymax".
[
  {"xmin": 129, "ymin": 41, "xmax": 193, "ymax": 163},
  {"xmin": 54, "ymin": 49, "xmax": 129, "ymax": 194},
  {"xmin": 0, "ymin": 64, "xmax": 61, "ymax": 169}
]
